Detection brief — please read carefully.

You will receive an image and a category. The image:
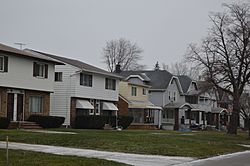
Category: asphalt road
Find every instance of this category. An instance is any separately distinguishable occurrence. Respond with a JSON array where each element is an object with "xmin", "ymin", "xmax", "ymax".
[{"xmin": 177, "ymin": 150, "xmax": 250, "ymax": 166}]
